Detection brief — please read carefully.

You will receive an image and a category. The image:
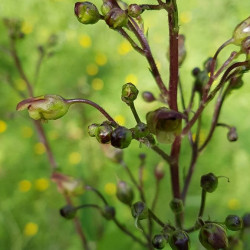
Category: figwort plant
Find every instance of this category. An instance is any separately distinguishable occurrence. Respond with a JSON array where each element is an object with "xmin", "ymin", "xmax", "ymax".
[{"xmin": 2, "ymin": 0, "xmax": 250, "ymax": 249}]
